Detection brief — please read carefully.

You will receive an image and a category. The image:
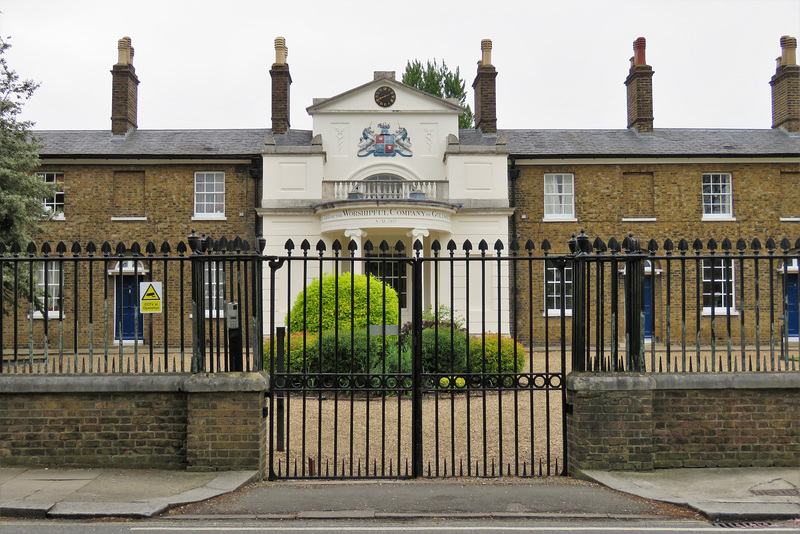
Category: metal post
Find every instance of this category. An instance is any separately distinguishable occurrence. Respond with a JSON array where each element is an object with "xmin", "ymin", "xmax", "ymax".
[
  {"xmin": 624, "ymin": 236, "xmax": 645, "ymax": 372},
  {"xmin": 570, "ymin": 231, "xmax": 591, "ymax": 371},
  {"xmin": 276, "ymin": 326, "xmax": 285, "ymax": 452},
  {"xmin": 188, "ymin": 230, "xmax": 206, "ymax": 373},
  {"xmin": 411, "ymin": 256, "xmax": 424, "ymax": 478}
]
